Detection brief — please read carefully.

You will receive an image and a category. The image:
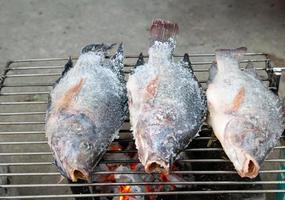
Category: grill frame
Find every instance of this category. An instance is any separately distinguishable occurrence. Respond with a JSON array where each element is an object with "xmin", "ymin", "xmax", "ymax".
[{"xmin": 0, "ymin": 53, "xmax": 284, "ymax": 199}]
